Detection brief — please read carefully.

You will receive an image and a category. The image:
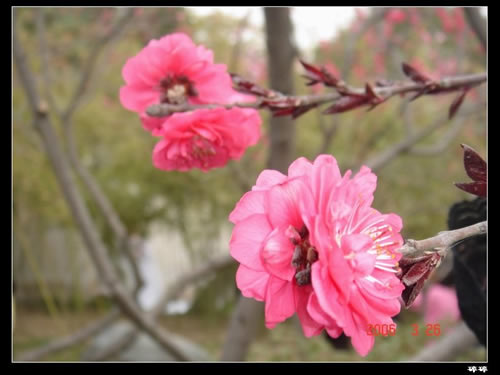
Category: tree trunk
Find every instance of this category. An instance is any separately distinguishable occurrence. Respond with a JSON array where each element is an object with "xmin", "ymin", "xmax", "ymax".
[
  {"xmin": 464, "ymin": 7, "xmax": 486, "ymax": 49},
  {"xmin": 220, "ymin": 7, "xmax": 297, "ymax": 361}
]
